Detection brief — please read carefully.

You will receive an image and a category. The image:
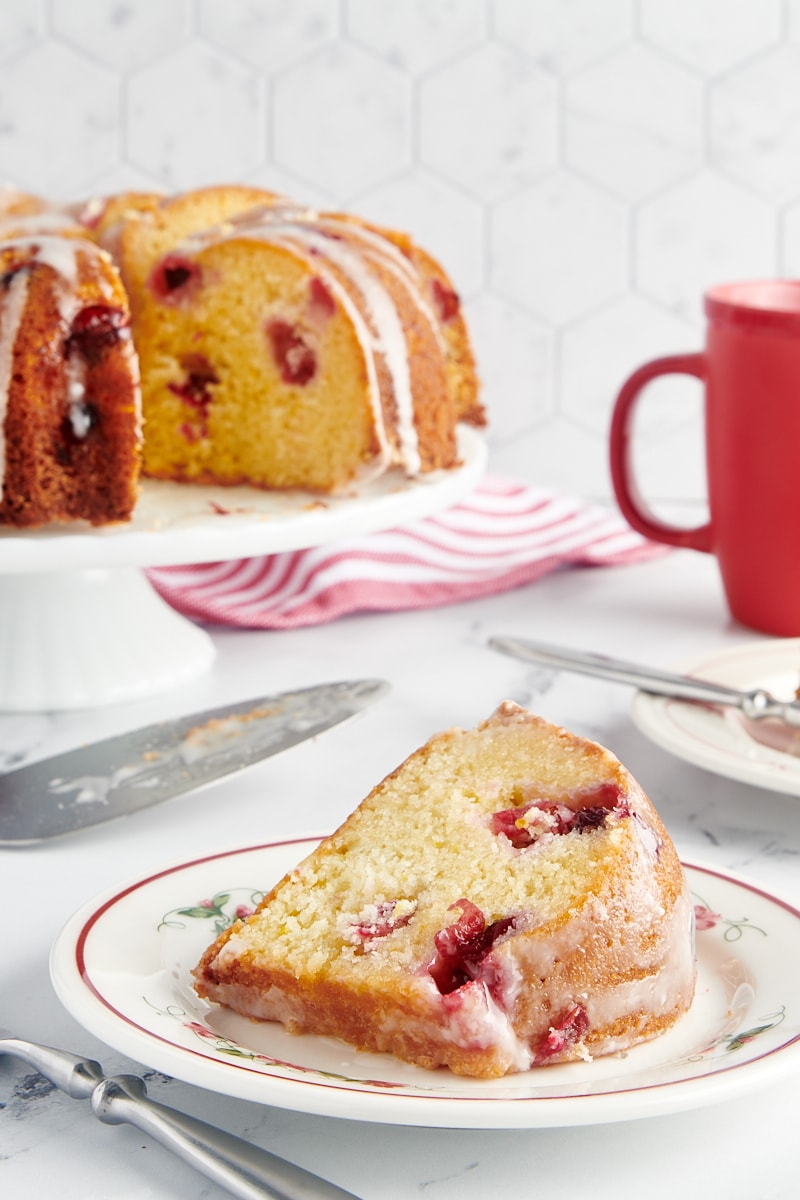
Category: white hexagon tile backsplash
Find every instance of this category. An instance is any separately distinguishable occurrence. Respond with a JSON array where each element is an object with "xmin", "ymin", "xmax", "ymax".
[{"xmin": 1, "ymin": 0, "xmax": 797, "ymax": 508}]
